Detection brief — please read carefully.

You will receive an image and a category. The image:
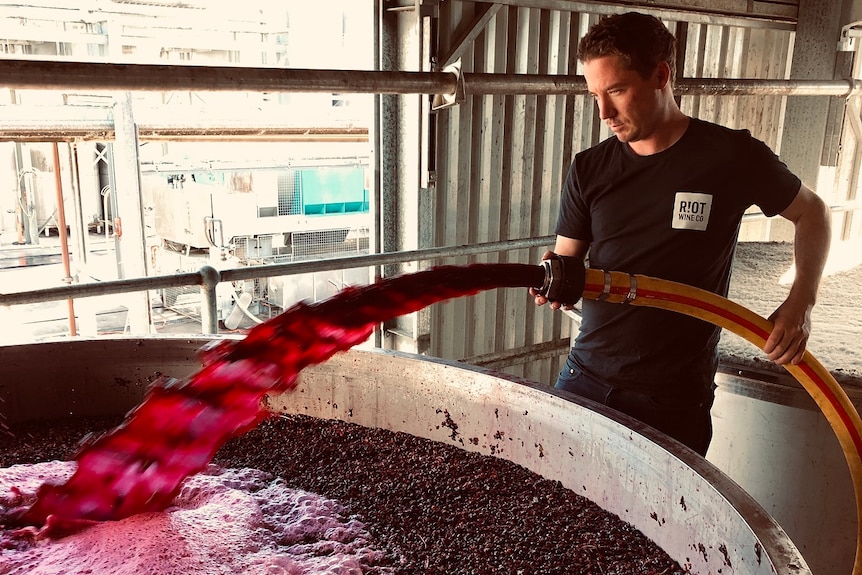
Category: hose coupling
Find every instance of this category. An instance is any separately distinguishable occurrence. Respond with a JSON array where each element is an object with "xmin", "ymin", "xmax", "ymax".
[{"xmin": 536, "ymin": 254, "xmax": 586, "ymax": 306}]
